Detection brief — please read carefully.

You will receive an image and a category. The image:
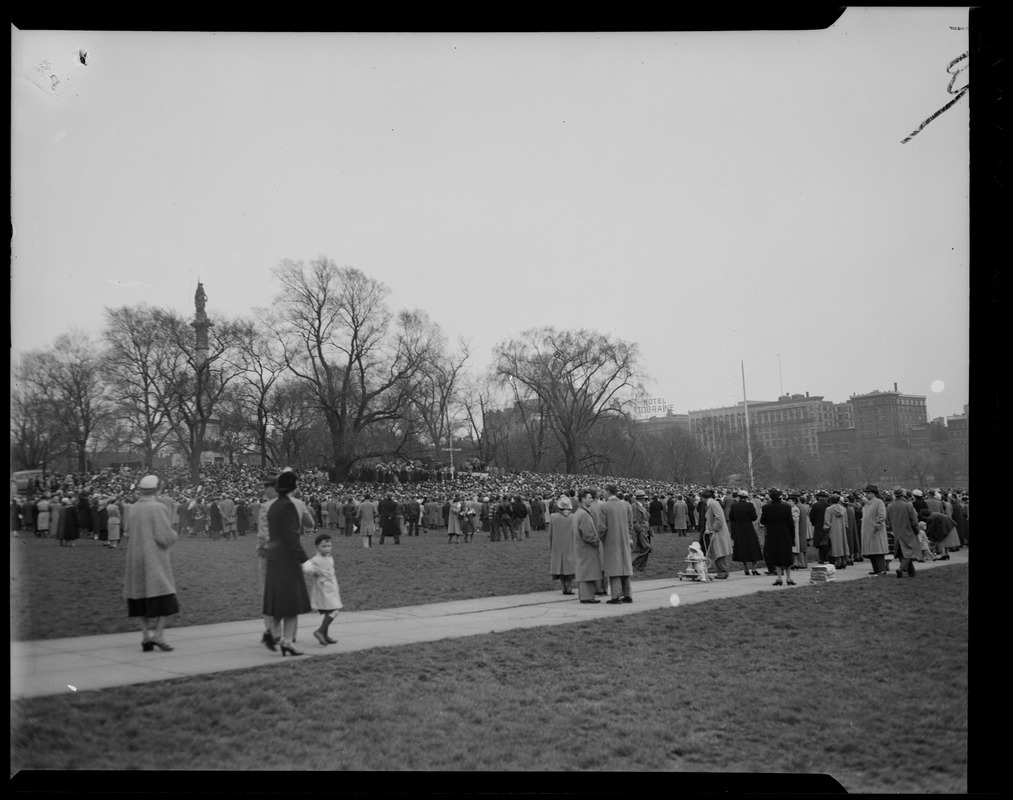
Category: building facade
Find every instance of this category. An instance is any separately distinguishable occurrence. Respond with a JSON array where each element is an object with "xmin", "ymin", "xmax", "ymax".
[
  {"xmin": 848, "ymin": 385, "xmax": 928, "ymax": 445},
  {"xmin": 689, "ymin": 393, "xmax": 848, "ymax": 460}
]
